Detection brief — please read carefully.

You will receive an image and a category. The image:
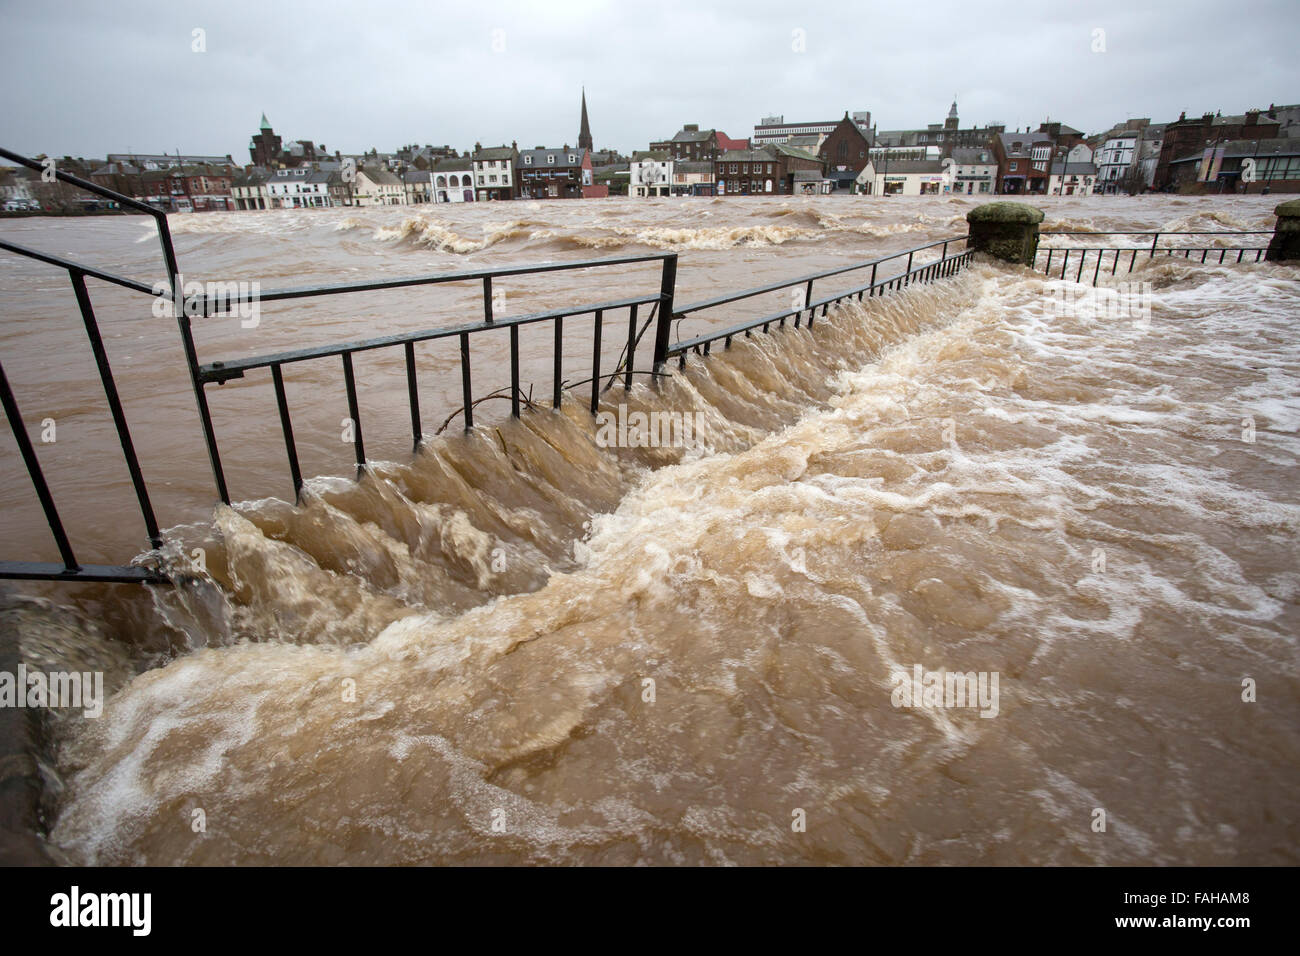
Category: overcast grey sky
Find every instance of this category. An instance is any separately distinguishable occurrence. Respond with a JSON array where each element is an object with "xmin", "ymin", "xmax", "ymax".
[{"xmin": 2, "ymin": 0, "xmax": 1298, "ymax": 160}]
